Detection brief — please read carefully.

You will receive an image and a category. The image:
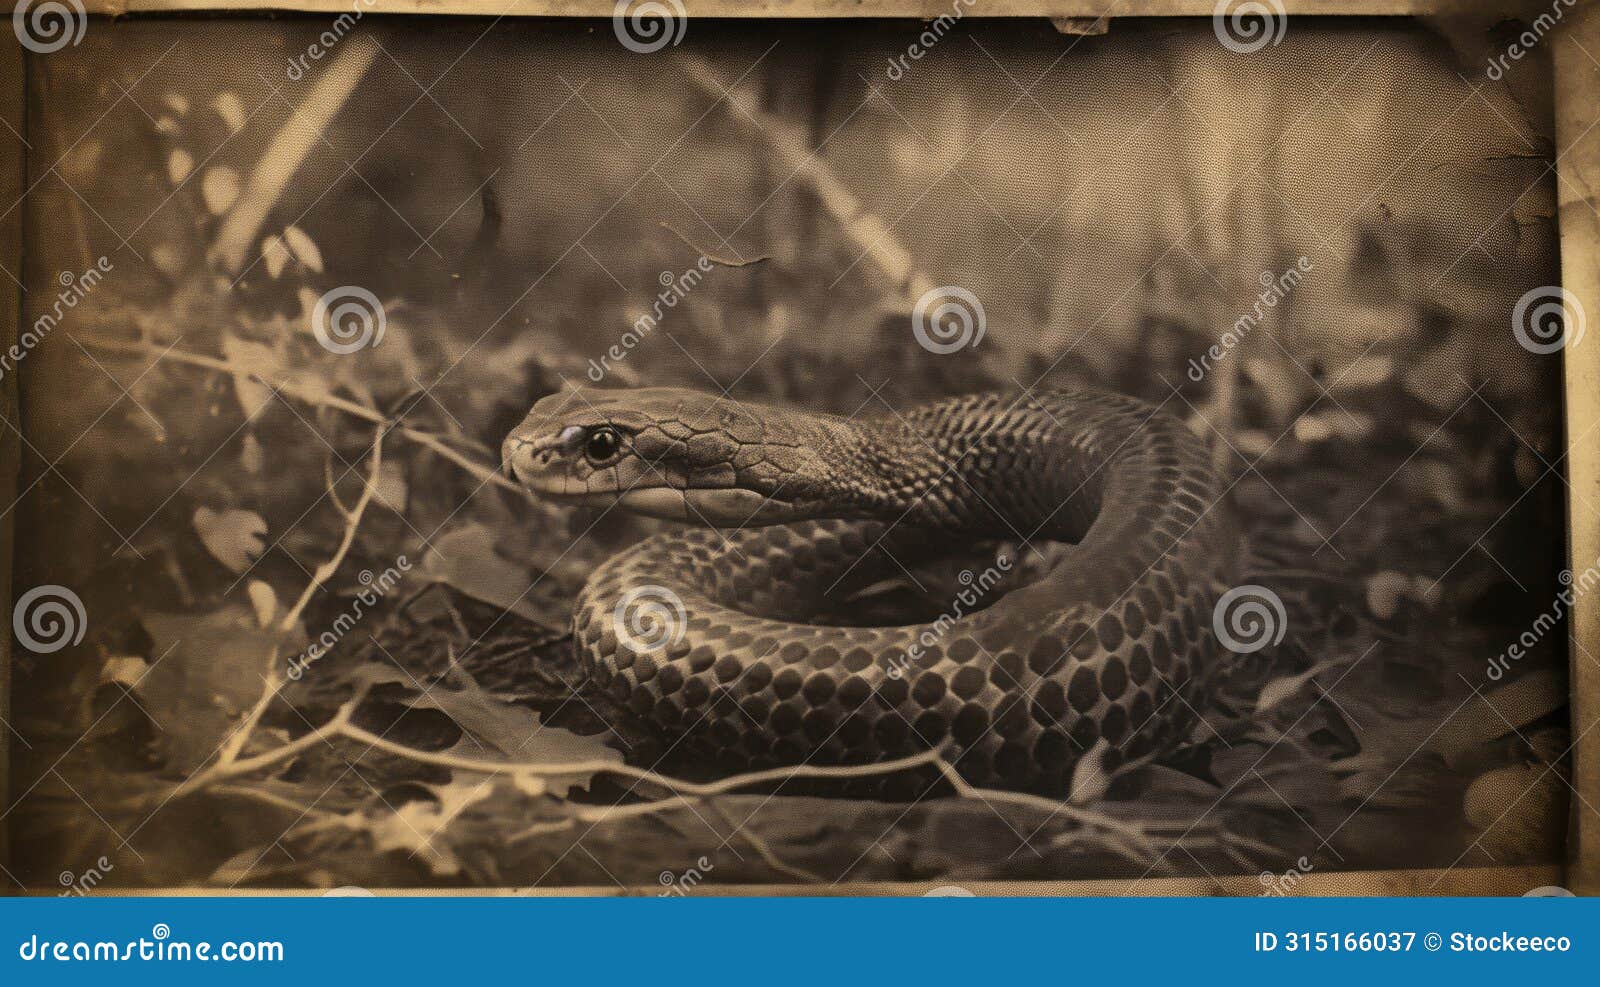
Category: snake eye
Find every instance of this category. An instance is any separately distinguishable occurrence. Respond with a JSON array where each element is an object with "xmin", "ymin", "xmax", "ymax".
[{"xmin": 584, "ymin": 426, "xmax": 621, "ymax": 463}]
